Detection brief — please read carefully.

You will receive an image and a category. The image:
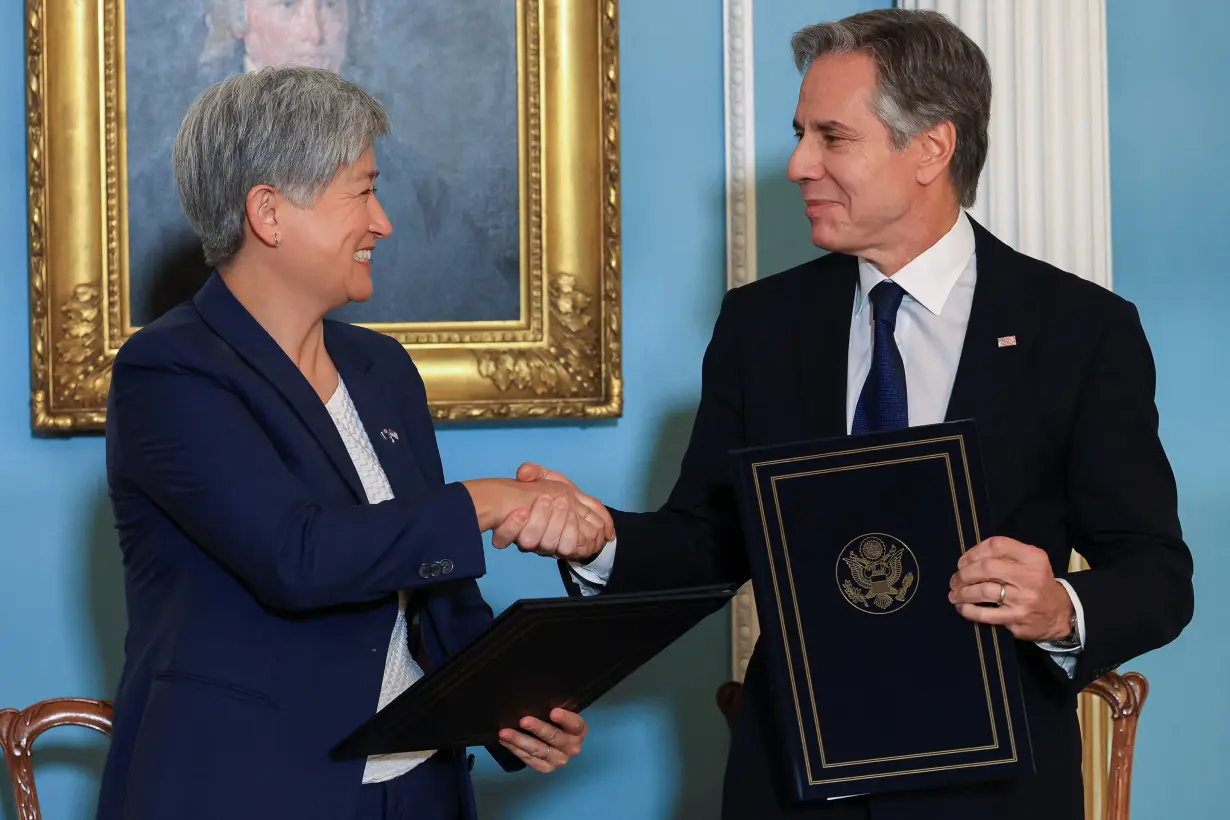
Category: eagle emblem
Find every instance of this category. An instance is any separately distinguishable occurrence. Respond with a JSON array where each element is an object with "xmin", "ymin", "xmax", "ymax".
[{"xmin": 837, "ymin": 535, "xmax": 918, "ymax": 613}]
